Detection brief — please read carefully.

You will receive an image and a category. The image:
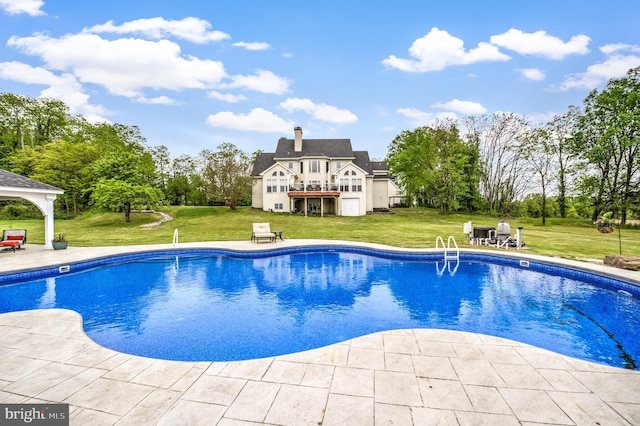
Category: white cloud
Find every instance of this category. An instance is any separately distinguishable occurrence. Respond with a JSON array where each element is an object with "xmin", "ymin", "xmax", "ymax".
[
  {"xmin": 600, "ymin": 43, "xmax": 640, "ymax": 55},
  {"xmin": 0, "ymin": 0, "xmax": 44, "ymax": 16},
  {"xmin": 84, "ymin": 17, "xmax": 230, "ymax": 44},
  {"xmin": 490, "ymin": 28, "xmax": 590, "ymax": 59},
  {"xmin": 0, "ymin": 61, "xmax": 109, "ymax": 122},
  {"xmin": 136, "ymin": 95, "xmax": 177, "ymax": 105},
  {"xmin": 221, "ymin": 69, "xmax": 291, "ymax": 95},
  {"xmin": 519, "ymin": 68, "xmax": 545, "ymax": 81},
  {"xmin": 7, "ymin": 33, "xmax": 227, "ymax": 97},
  {"xmin": 396, "ymin": 107, "xmax": 457, "ymax": 127},
  {"xmin": 232, "ymin": 41, "xmax": 270, "ymax": 51},
  {"xmin": 206, "ymin": 108, "xmax": 294, "ymax": 133},
  {"xmin": 279, "ymin": 97, "xmax": 358, "ymax": 123},
  {"xmin": 431, "ymin": 99, "xmax": 487, "ymax": 114},
  {"xmin": 382, "ymin": 27, "xmax": 510, "ymax": 72},
  {"xmin": 208, "ymin": 91, "xmax": 247, "ymax": 103},
  {"xmin": 559, "ymin": 44, "xmax": 640, "ymax": 90}
]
